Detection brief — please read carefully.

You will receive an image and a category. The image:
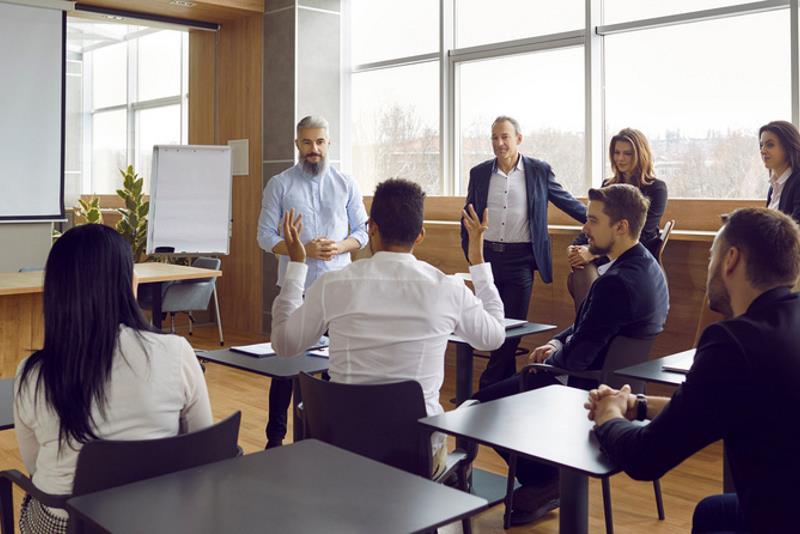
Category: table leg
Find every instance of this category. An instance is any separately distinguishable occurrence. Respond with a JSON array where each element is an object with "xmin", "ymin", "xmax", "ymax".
[
  {"xmin": 292, "ymin": 376, "xmax": 303, "ymax": 442},
  {"xmin": 559, "ymin": 468, "xmax": 588, "ymax": 534},
  {"xmin": 150, "ymin": 282, "xmax": 163, "ymax": 331},
  {"xmin": 455, "ymin": 344, "xmax": 474, "ymax": 405},
  {"xmin": 502, "ymin": 454, "xmax": 517, "ymax": 529}
]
